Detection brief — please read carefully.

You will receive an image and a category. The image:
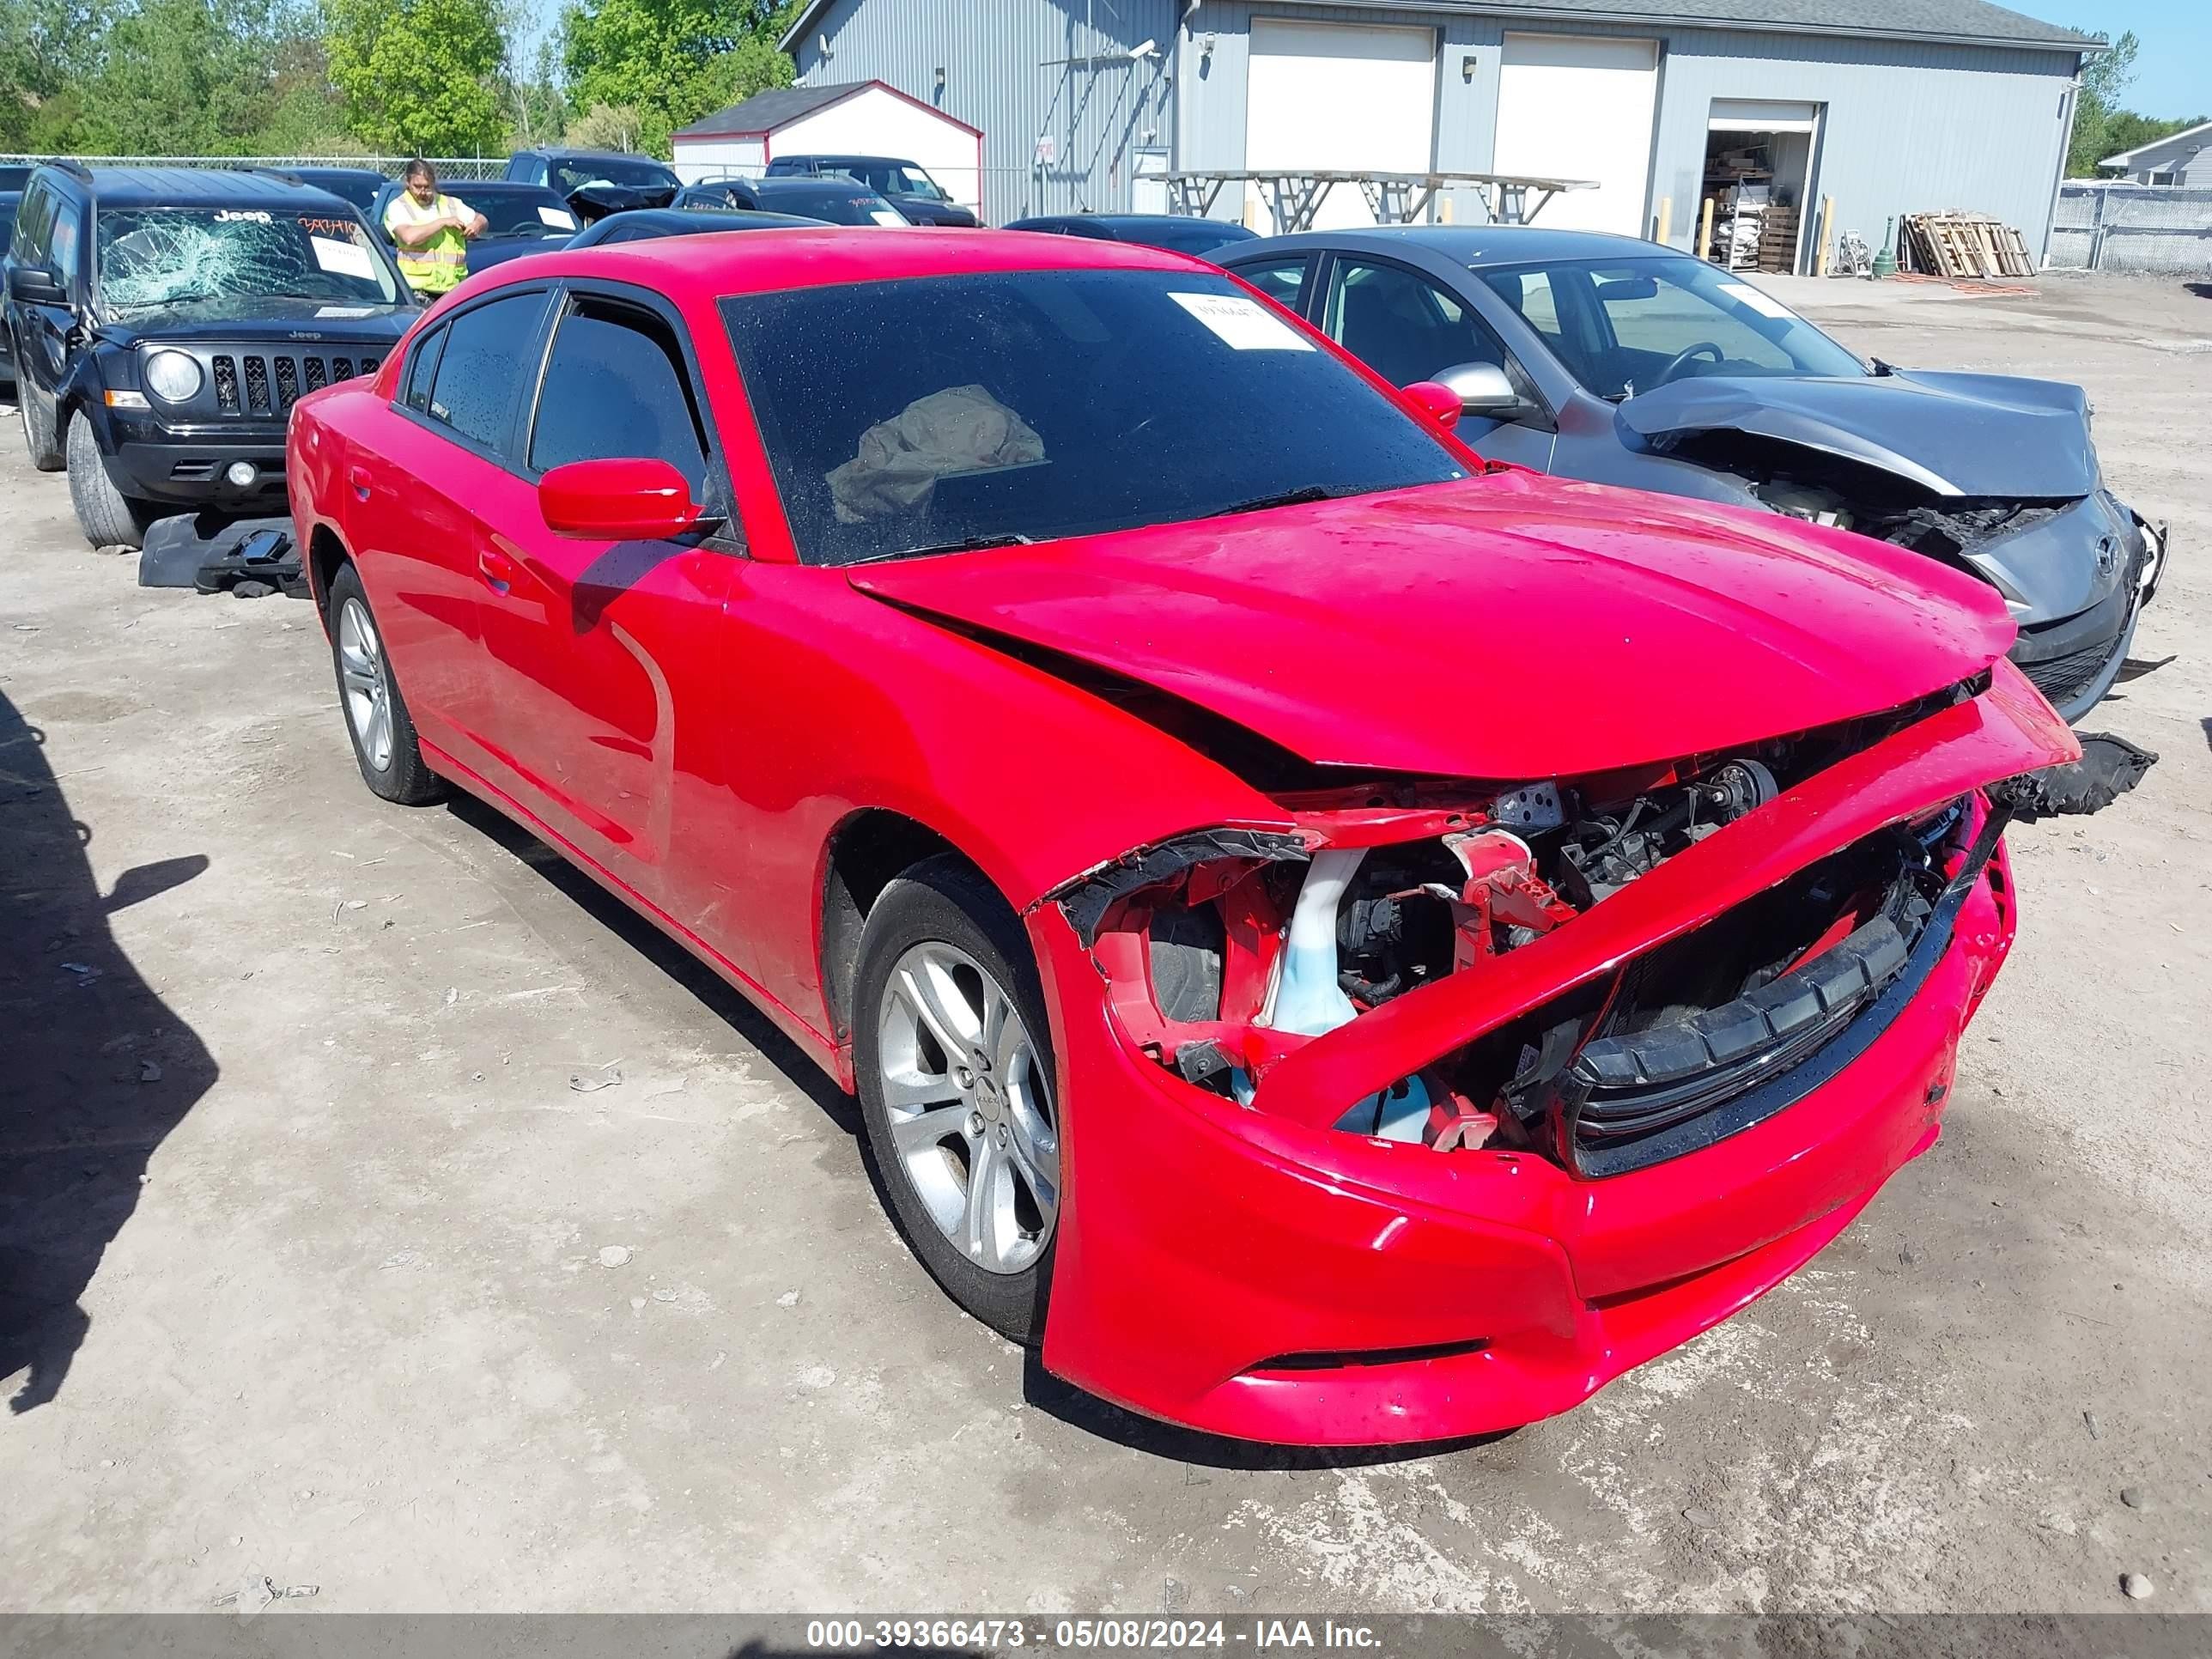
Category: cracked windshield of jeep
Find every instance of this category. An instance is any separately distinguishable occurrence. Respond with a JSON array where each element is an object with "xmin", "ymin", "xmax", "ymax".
[{"xmin": 95, "ymin": 208, "xmax": 403, "ymax": 319}]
